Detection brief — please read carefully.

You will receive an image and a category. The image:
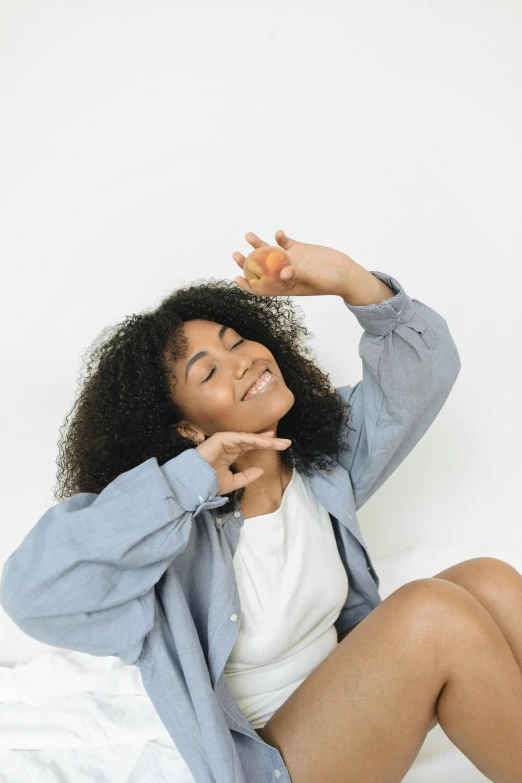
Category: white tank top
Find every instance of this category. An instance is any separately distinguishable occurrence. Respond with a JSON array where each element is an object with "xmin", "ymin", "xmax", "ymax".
[{"xmin": 223, "ymin": 467, "xmax": 349, "ymax": 729}]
